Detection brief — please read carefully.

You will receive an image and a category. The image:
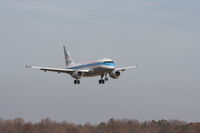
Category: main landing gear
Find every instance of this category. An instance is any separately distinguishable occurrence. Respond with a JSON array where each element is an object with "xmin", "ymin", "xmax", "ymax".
[
  {"xmin": 99, "ymin": 74, "xmax": 108, "ymax": 84},
  {"xmin": 74, "ymin": 79, "xmax": 80, "ymax": 84}
]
